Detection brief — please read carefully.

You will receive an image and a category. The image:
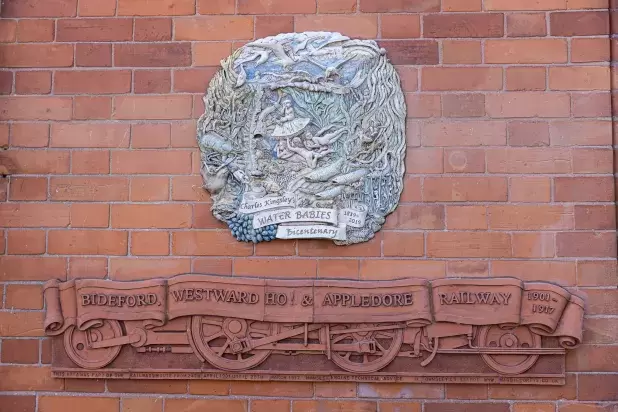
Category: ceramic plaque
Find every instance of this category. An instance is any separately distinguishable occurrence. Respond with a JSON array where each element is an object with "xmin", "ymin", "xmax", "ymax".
[
  {"xmin": 44, "ymin": 275, "xmax": 585, "ymax": 385},
  {"xmin": 197, "ymin": 32, "xmax": 407, "ymax": 245}
]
